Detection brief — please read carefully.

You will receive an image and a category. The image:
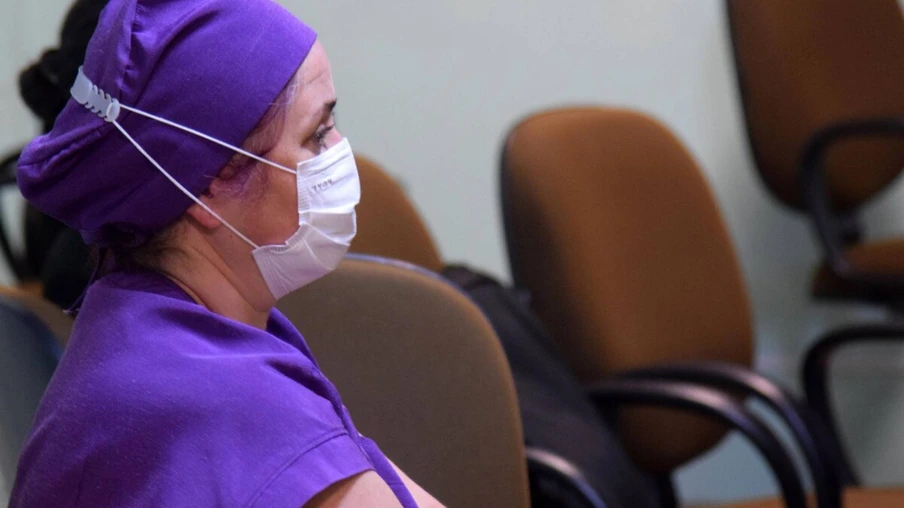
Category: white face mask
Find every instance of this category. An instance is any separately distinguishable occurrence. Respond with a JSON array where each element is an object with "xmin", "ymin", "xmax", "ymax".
[
  {"xmin": 70, "ymin": 68, "xmax": 359, "ymax": 300},
  {"xmin": 251, "ymin": 139, "xmax": 360, "ymax": 299}
]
